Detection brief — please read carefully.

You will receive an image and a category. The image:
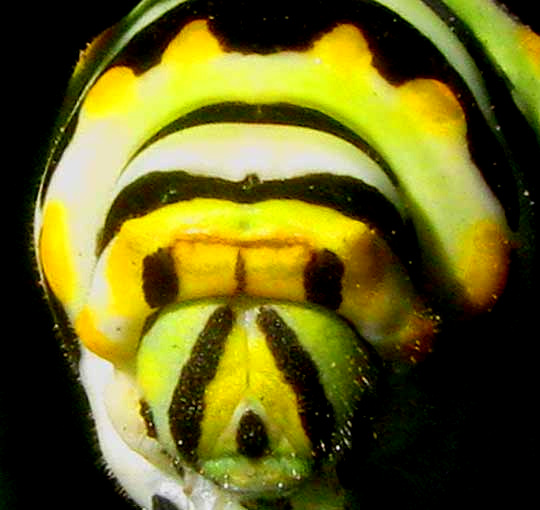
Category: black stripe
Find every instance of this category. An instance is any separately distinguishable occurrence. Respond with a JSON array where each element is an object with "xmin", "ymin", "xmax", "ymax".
[
  {"xmin": 129, "ymin": 103, "xmax": 395, "ymax": 183},
  {"xmin": 168, "ymin": 305, "xmax": 234, "ymax": 464},
  {"xmin": 235, "ymin": 251, "xmax": 247, "ymax": 294},
  {"xmin": 257, "ymin": 307, "xmax": 335, "ymax": 459},
  {"xmin": 98, "ymin": 172, "xmax": 407, "ymax": 259},
  {"xmin": 142, "ymin": 247, "xmax": 179, "ymax": 308},
  {"xmin": 304, "ymin": 249, "xmax": 345, "ymax": 310}
]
